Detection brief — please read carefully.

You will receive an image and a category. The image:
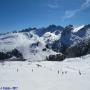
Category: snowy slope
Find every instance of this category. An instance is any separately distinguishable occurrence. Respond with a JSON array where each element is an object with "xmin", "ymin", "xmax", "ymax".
[
  {"xmin": 0, "ymin": 55, "xmax": 90, "ymax": 90},
  {"xmin": 0, "ymin": 25, "xmax": 90, "ymax": 90},
  {"xmin": 0, "ymin": 32, "xmax": 57, "ymax": 61},
  {"xmin": 42, "ymin": 32, "xmax": 60, "ymax": 44},
  {"xmin": 73, "ymin": 25, "xmax": 85, "ymax": 32}
]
